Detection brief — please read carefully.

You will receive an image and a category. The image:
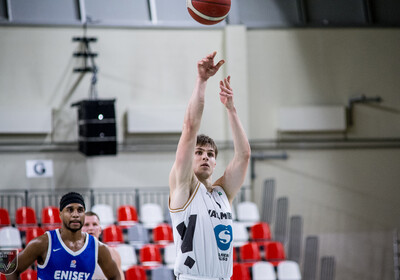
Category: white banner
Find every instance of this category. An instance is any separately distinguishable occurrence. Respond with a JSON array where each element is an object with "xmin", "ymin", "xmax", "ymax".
[{"xmin": 26, "ymin": 160, "xmax": 54, "ymax": 178}]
